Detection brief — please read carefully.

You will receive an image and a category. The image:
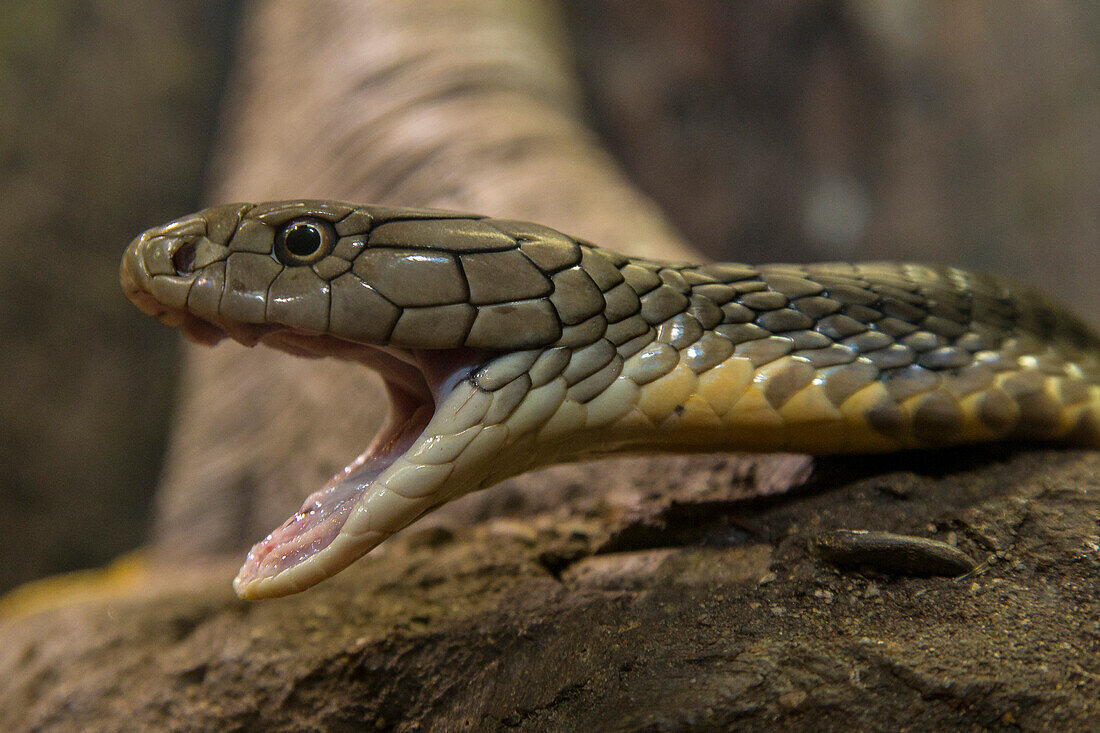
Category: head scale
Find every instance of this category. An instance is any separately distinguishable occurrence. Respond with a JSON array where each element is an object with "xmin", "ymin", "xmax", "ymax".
[{"xmin": 121, "ymin": 200, "xmax": 575, "ymax": 350}]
